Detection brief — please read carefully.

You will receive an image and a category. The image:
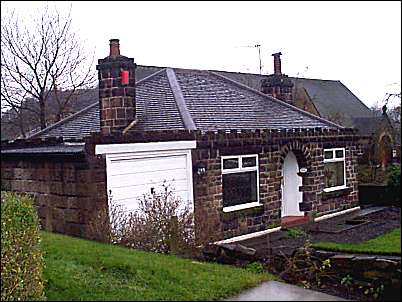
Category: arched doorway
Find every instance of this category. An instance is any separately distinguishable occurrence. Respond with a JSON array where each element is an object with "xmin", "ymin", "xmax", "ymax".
[{"xmin": 281, "ymin": 151, "xmax": 304, "ymax": 217}]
